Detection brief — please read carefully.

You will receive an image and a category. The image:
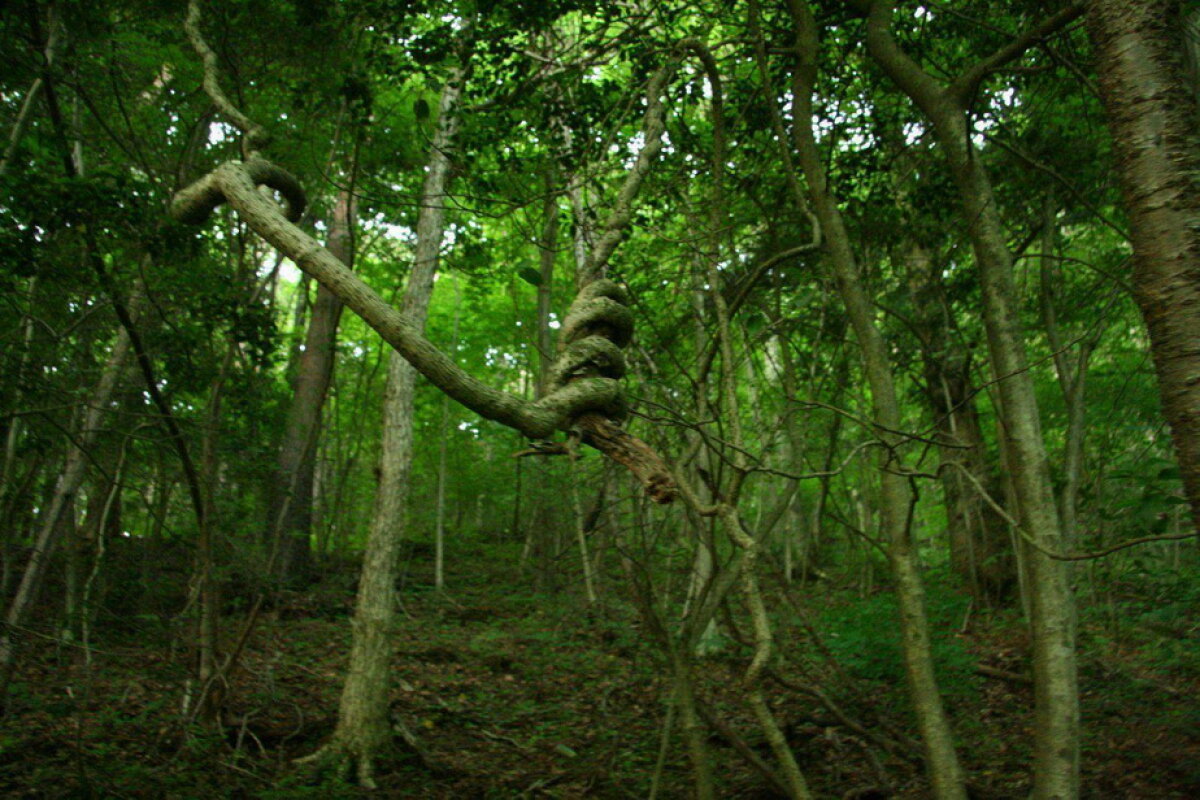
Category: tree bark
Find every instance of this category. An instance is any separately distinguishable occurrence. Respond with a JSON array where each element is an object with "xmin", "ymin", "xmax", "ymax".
[
  {"xmin": 1087, "ymin": 0, "xmax": 1200, "ymax": 534},
  {"xmin": 268, "ymin": 188, "xmax": 356, "ymax": 584},
  {"xmin": 311, "ymin": 66, "xmax": 464, "ymax": 786}
]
